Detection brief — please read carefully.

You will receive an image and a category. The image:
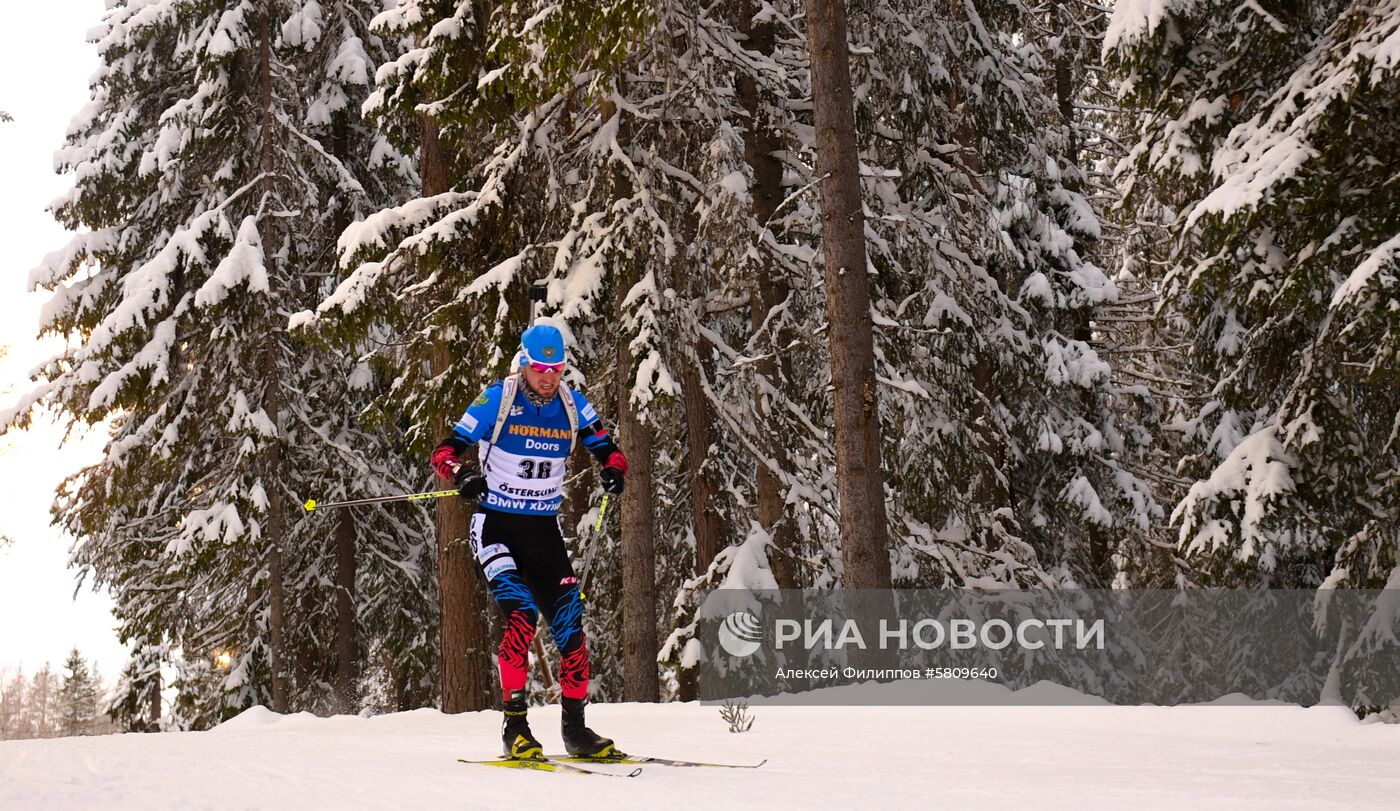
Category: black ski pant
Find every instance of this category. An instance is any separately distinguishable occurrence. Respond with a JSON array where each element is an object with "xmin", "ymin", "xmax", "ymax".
[{"xmin": 469, "ymin": 508, "xmax": 589, "ymax": 701}]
